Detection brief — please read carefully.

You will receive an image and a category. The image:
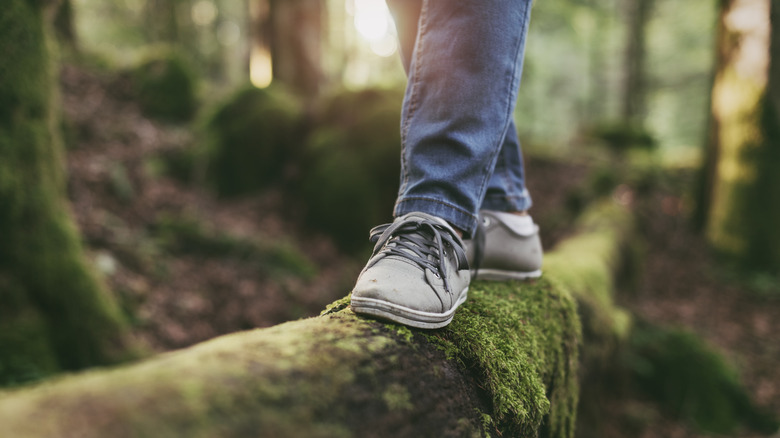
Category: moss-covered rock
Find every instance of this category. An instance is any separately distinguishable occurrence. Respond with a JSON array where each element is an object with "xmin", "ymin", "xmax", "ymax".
[
  {"xmin": 0, "ymin": 0, "xmax": 136, "ymax": 385},
  {"xmin": 202, "ymin": 85, "xmax": 303, "ymax": 197},
  {"xmin": 132, "ymin": 49, "xmax": 198, "ymax": 122},
  {"xmin": 627, "ymin": 323, "xmax": 778, "ymax": 435},
  {"xmin": 300, "ymin": 87, "xmax": 404, "ymax": 251}
]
